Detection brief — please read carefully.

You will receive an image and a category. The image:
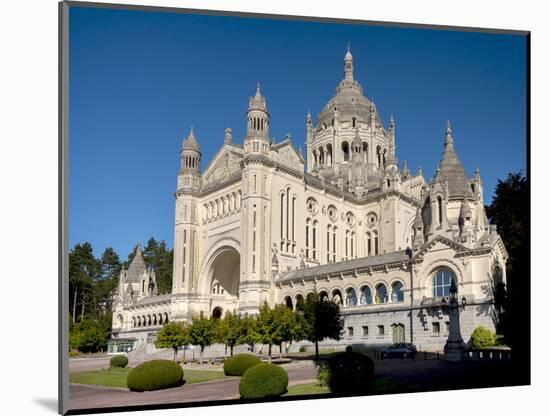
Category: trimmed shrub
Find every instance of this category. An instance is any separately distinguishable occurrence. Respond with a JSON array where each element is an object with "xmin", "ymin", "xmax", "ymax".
[
  {"xmin": 109, "ymin": 355, "xmax": 129, "ymax": 368},
  {"xmin": 239, "ymin": 363, "xmax": 288, "ymax": 399},
  {"xmin": 316, "ymin": 362, "xmax": 330, "ymax": 387},
  {"xmin": 223, "ymin": 354, "xmax": 262, "ymax": 376},
  {"xmin": 470, "ymin": 326, "xmax": 496, "ymax": 349},
  {"xmin": 127, "ymin": 359, "xmax": 184, "ymax": 392},
  {"xmin": 327, "ymin": 351, "xmax": 375, "ymax": 395}
]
